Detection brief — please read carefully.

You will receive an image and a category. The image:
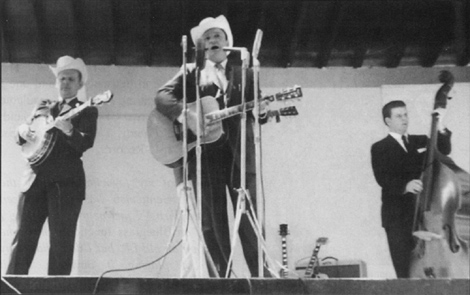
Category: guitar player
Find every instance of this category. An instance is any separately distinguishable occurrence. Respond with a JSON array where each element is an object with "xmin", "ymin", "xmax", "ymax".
[
  {"xmin": 155, "ymin": 15, "xmax": 270, "ymax": 278},
  {"xmin": 6, "ymin": 56, "xmax": 98, "ymax": 275}
]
